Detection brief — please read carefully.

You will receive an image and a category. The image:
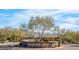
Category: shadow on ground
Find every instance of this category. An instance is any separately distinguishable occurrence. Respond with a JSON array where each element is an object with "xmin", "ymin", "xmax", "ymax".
[{"xmin": 69, "ymin": 44, "xmax": 79, "ymax": 47}]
